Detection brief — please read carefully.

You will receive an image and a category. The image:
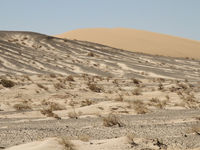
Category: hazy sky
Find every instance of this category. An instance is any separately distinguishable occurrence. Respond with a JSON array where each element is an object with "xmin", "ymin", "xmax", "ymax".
[{"xmin": 0, "ymin": 0, "xmax": 200, "ymax": 40}]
